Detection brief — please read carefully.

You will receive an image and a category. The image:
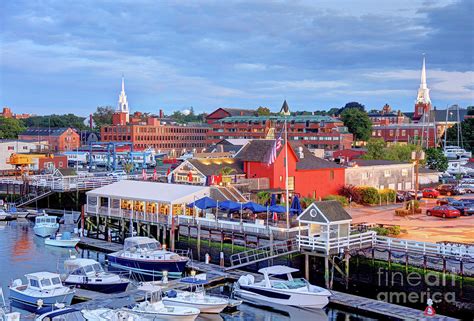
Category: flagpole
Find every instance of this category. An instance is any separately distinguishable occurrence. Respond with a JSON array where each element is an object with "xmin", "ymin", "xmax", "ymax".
[{"xmin": 284, "ymin": 117, "xmax": 289, "ymax": 230}]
